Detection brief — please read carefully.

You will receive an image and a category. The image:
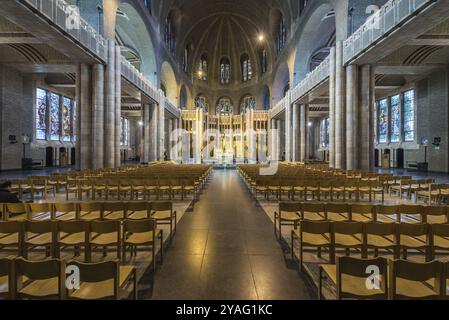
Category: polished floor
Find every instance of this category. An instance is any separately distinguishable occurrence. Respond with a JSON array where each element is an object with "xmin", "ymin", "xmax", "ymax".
[{"xmin": 150, "ymin": 169, "xmax": 315, "ymax": 300}]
